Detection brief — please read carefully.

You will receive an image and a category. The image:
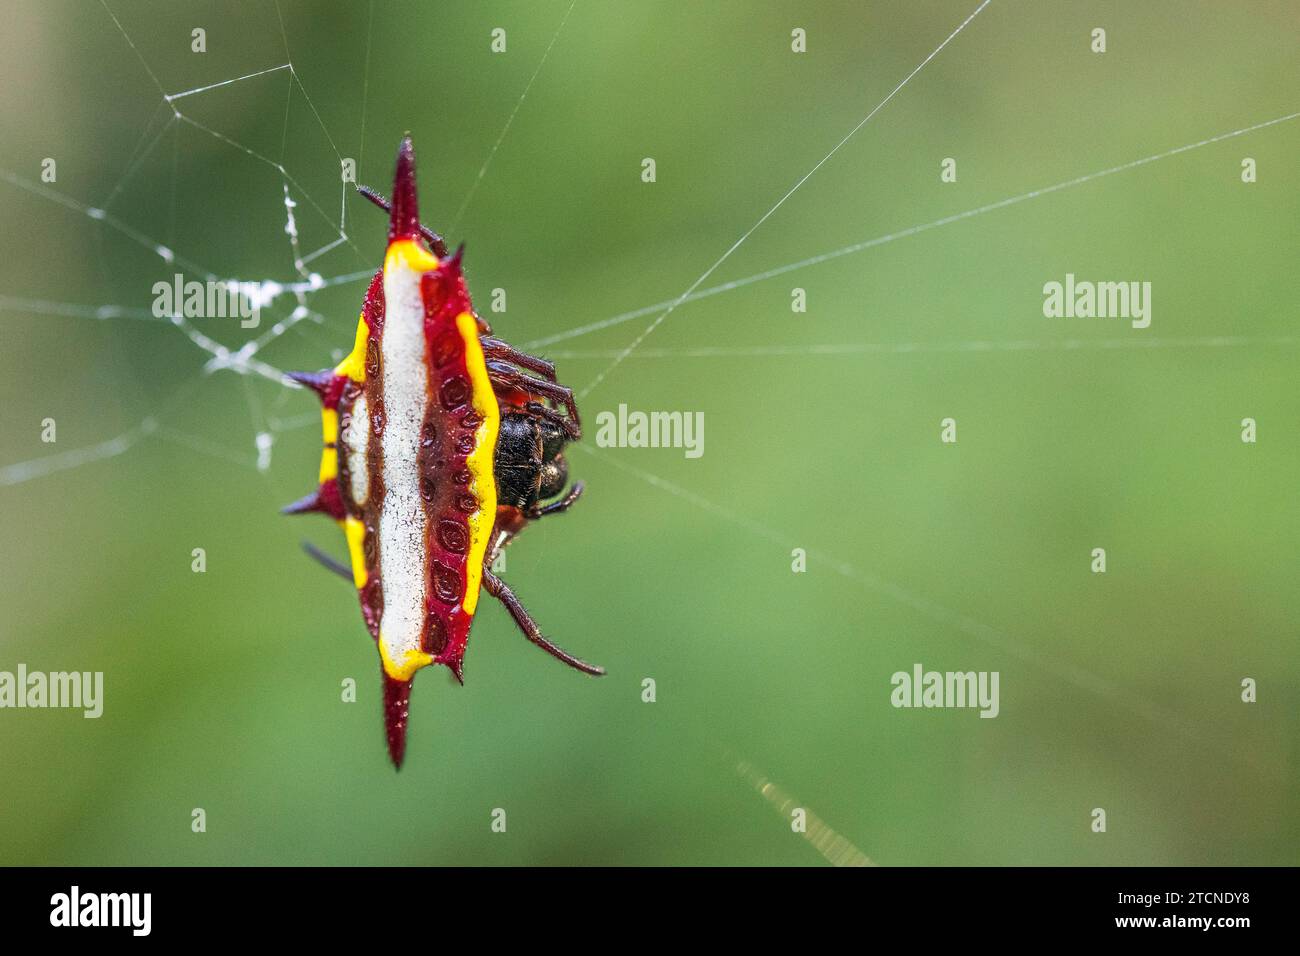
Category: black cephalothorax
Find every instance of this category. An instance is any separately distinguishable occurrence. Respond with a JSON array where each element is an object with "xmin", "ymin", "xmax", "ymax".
[{"xmin": 495, "ymin": 413, "xmax": 573, "ymax": 517}]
